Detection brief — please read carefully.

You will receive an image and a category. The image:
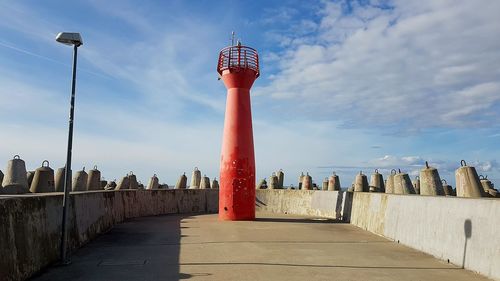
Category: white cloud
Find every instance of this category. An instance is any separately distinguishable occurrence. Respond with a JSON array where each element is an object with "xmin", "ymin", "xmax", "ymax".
[
  {"xmin": 370, "ymin": 155, "xmax": 424, "ymax": 170},
  {"xmin": 258, "ymin": 0, "xmax": 500, "ymax": 131},
  {"xmin": 0, "ymin": 1, "xmax": 228, "ymax": 117},
  {"xmin": 471, "ymin": 160, "xmax": 499, "ymax": 173},
  {"xmin": 261, "ymin": 6, "xmax": 299, "ymax": 25},
  {"xmin": 79, "ymin": 28, "xmax": 226, "ymax": 114},
  {"xmin": 0, "ymin": 2, "xmax": 56, "ymax": 44},
  {"xmin": 440, "ymin": 82, "xmax": 500, "ymax": 126}
]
